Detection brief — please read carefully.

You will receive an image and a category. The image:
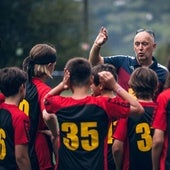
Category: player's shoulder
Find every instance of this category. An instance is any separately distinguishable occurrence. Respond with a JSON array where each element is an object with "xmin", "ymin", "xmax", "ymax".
[
  {"xmin": 106, "ymin": 55, "xmax": 135, "ymax": 59},
  {"xmin": 158, "ymin": 88, "xmax": 170, "ymax": 99},
  {"xmin": 157, "ymin": 62, "xmax": 168, "ymax": 72}
]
